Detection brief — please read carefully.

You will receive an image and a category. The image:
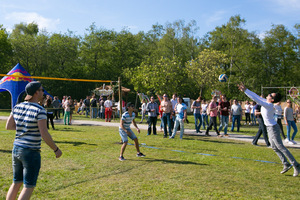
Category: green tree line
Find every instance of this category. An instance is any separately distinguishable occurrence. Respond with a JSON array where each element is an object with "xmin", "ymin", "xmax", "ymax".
[{"xmin": 0, "ymin": 15, "xmax": 299, "ymax": 108}]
